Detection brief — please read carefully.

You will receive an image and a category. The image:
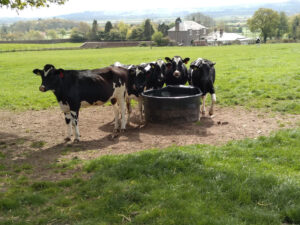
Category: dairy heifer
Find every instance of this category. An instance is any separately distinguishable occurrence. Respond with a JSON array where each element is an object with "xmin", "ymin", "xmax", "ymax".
[
  {"xmin": 189, "ymin": 58, "xmax": 216, "ymax": 116},
  {"xmin": 147, "ymin": 59, "xmax": 166, "ymax": 89},
  {"xmin": 33, "ymin": 64, "xmax": 128, "ymax": 142},
  {"xmin": 165, "ymin": 56, "xmax": 190, "ymax": 85}
]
